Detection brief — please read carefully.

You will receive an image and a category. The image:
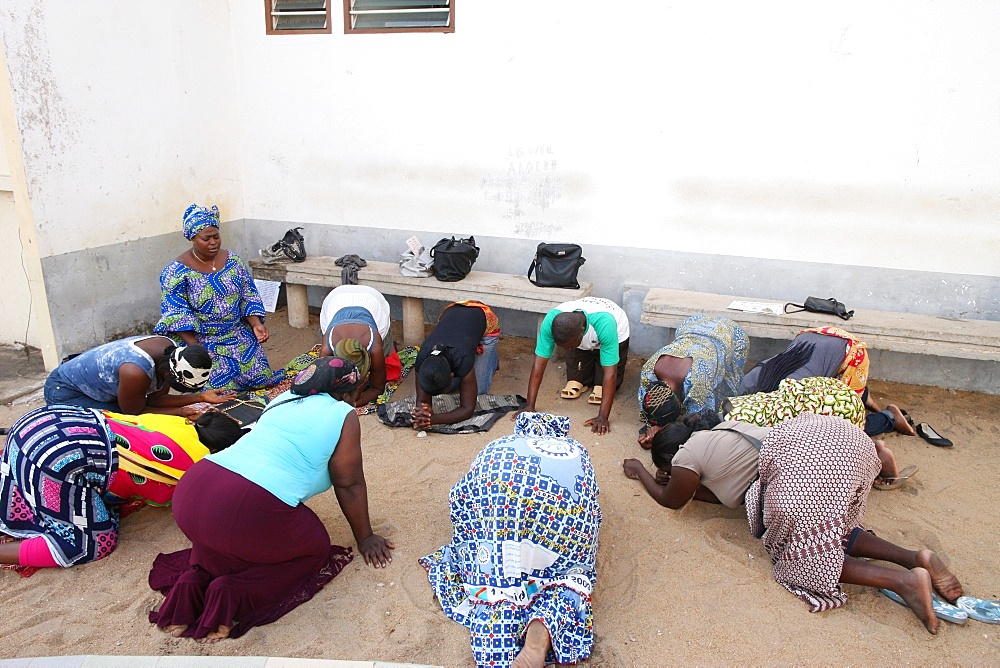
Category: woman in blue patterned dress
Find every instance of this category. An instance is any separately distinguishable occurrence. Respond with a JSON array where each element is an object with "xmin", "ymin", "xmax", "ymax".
[
  {"xmin": 637, "ymin": 314, "xmax": 748, "ymax": 448},
  {"xmin": 154, "ymin": 204, "xmax": 283, "ymax": 390},
  {"xmin": 420, "ymin": 412, "xmax": 602, "ymax": 667}
]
